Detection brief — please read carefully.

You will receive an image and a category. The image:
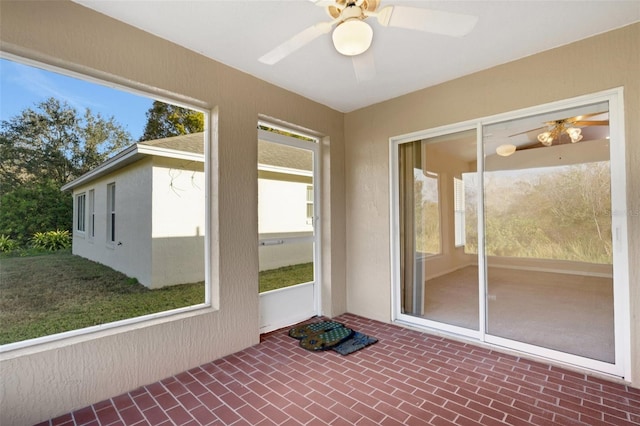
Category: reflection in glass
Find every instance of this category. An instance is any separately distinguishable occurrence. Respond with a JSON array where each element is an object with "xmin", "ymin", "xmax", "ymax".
[
  {"xmin": 258, "ymin": 139, "xmax": 315, "ymax": 293},
  {"xmin": 398, "ymin": 130, "xmax": 479, "ymax": 330}
]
